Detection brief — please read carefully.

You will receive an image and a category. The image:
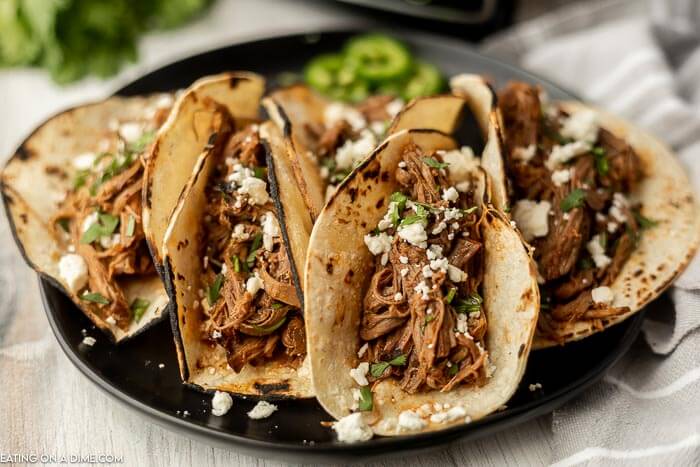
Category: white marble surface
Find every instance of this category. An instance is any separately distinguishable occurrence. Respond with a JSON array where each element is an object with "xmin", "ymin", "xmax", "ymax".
[{"xmin": 0, "ymin": 1, "xmax": 557, "ymax": 465}]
